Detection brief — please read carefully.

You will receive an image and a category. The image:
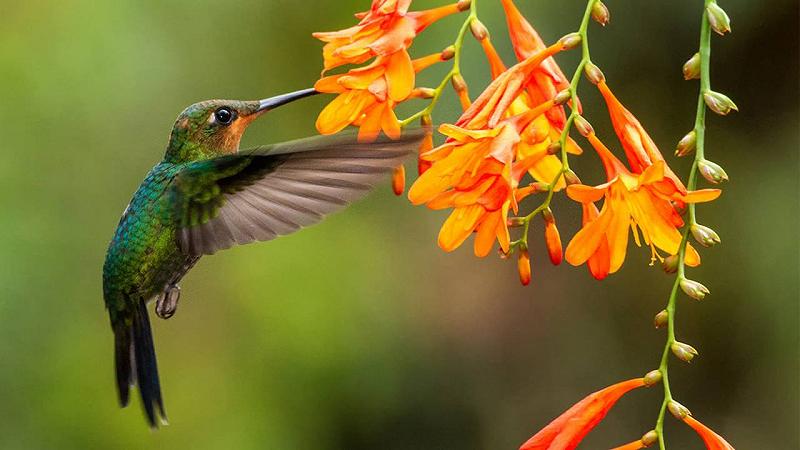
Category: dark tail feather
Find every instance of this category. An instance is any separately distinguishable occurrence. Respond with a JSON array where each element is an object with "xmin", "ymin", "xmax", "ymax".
[{"xmin": 114, "ymin": 299, "xmax": 167, "ymax": 428}]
